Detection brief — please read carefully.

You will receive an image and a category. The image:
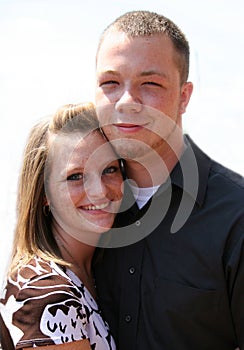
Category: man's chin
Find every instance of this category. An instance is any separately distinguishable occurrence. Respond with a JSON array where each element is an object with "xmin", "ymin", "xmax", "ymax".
[{"xmin": 112, "ymin": 143, "xmax": 151, "ymax": 160}]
